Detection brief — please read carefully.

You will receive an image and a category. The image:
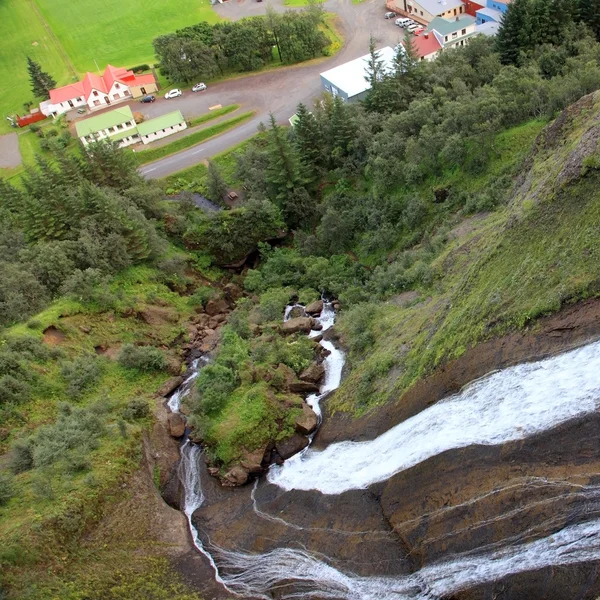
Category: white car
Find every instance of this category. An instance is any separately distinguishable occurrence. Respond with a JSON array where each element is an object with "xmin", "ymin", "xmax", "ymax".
[
  {"xmin": 192, "ymin": 82, "xmax": 207, "ymax": 92},
  {"xmin": 165, "ymin": 89, "xmax": 183, "ymax": 99},
  {"xmin": 395, "ymin": 17, "xmax": 412, "ymax": 27},
  {"xmin": 406, "ymin": 22, "xmax": 419, "ymax": 32}
]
